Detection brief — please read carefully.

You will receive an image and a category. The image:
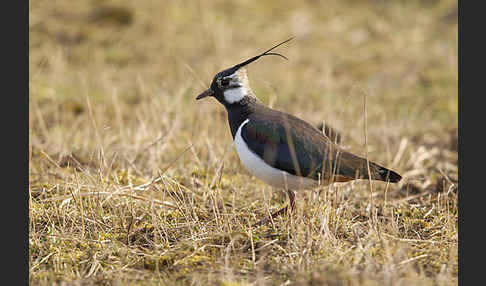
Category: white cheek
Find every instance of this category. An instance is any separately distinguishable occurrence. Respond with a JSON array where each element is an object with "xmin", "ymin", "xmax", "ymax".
[{"xmin": 223, "ymin": 87, "xmax": 247, "ymax": 104}]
